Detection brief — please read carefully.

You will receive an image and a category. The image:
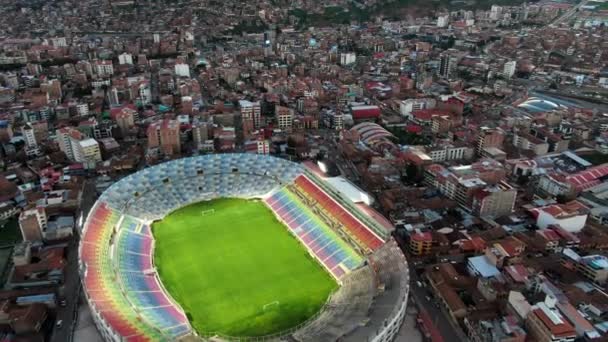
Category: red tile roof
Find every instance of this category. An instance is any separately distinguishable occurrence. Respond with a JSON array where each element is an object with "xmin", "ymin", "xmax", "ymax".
[{"xmin": 533, "ymin": 308, "xmax": 576, "ymax": 338}]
